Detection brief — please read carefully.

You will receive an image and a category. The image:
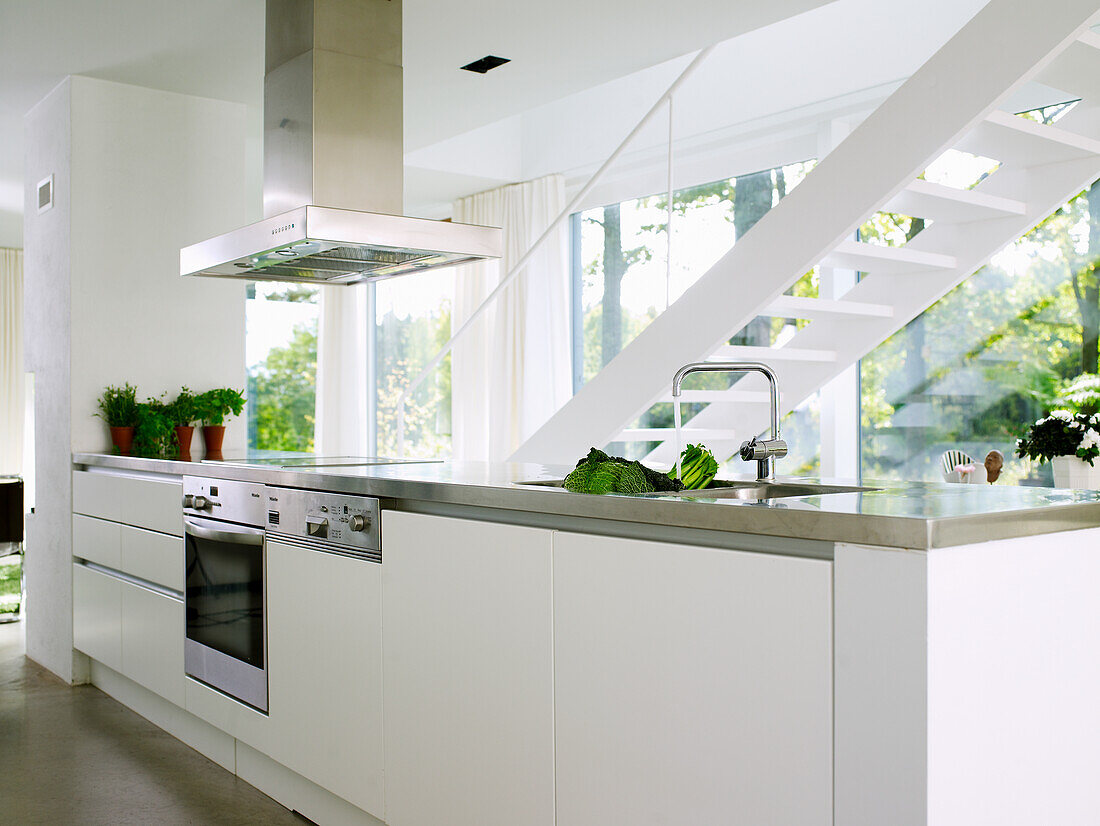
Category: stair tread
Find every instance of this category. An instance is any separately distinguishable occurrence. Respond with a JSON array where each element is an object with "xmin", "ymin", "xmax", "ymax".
[
  {"xmin": 883, "ymin": 178, "xmax": 1026, "ymax": 224},
  {"xmin": 1035, "ymin": 32, "xmax": 1100, "ymax": 109},
  {"xmin": 761, "ymin": 295, "xmax": 894, "ymax": 319},
  {"xmin": 711, "ymin": 344, "xmax": 838, "ymax": 362},
  {"xmin": 956, "ymin": 110, "xmax": 1100, "ymax": 167},
  {"xmin": 821, "ymin": 239, "xmax": 956, "ymax": 274},
  {"xmin": 618, "ymin": 428, "xmax": 740, "ymax": 440}
]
